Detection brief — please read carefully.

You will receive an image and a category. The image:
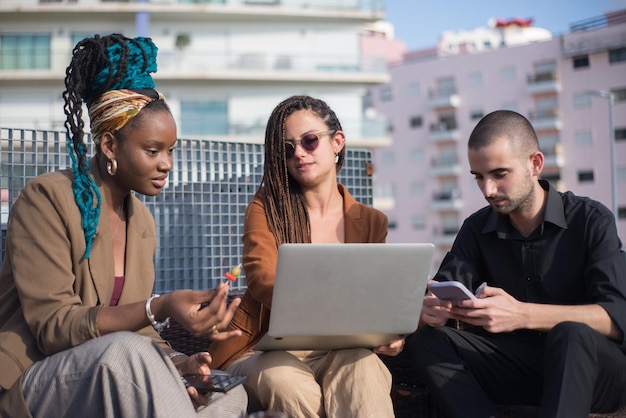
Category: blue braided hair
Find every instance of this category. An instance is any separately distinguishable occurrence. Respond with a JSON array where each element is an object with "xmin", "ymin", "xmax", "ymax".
[{"xmin": 62, "ymin": 34, "xmax": 159, "ymax": 259}]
